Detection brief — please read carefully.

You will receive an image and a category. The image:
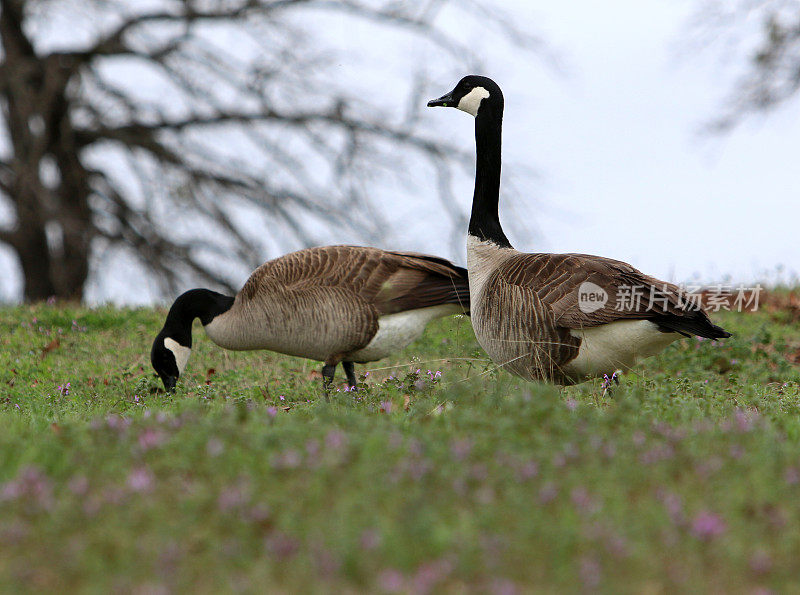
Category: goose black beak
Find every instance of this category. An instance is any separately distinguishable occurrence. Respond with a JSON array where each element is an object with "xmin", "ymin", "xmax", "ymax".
[
  {"xmin": 161, "ymin": 374, "xmax": 177, "ymax": 393},
  {"xmin": 427, "ymin": 92, "xmax": 455, "ymax": 108}
]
